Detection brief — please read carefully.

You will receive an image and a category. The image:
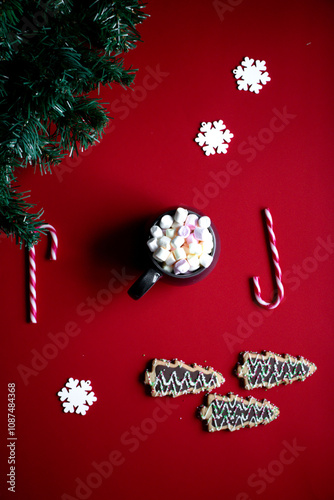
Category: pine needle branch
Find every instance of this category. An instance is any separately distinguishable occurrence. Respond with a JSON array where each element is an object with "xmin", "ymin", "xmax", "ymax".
[{"xmin": 0, "ymin": 0, "xmax": 147, "ymax": 247}]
